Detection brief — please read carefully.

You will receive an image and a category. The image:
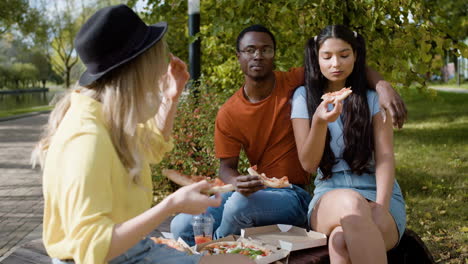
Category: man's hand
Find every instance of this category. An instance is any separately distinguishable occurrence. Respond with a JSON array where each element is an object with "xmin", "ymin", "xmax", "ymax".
[
  {"xmin": 235, "ymin": 175, "xmax": 265, "ymax": 196},
  {"xmin": 376, "ymin": 81, "xmax": 407, "ymax": 129}
]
